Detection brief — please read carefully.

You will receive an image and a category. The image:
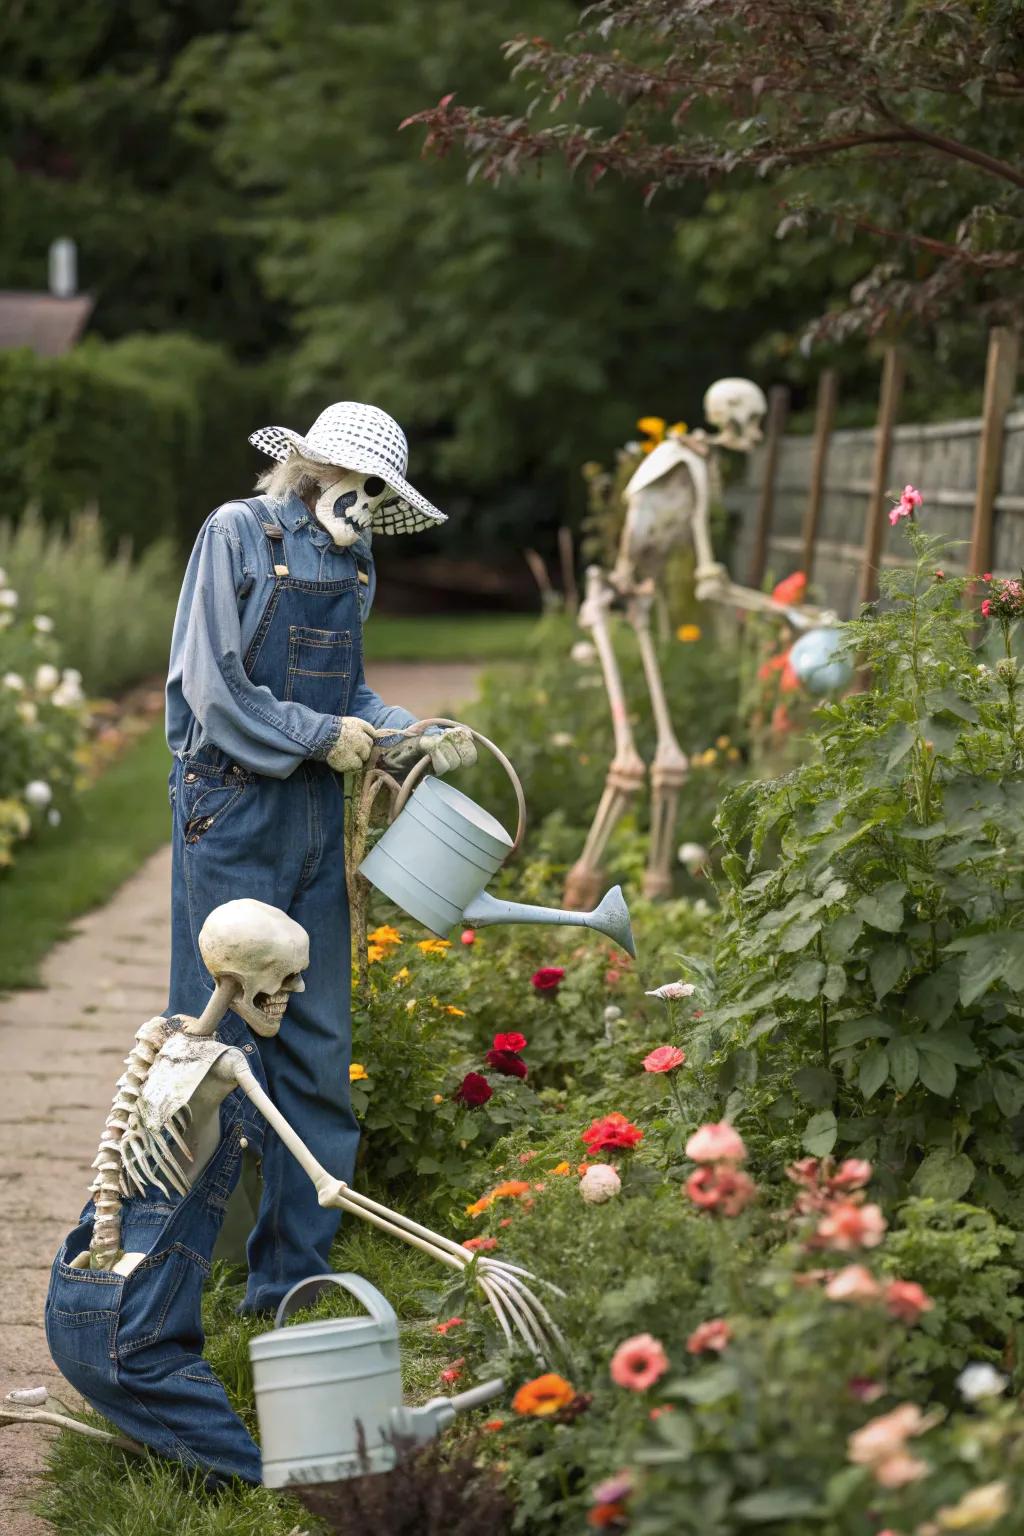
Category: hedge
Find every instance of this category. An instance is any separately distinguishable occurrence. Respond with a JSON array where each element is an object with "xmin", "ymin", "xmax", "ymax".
[{"xmin": 0, "ymin": 334, "xmax": 275, "ymax": 551}]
